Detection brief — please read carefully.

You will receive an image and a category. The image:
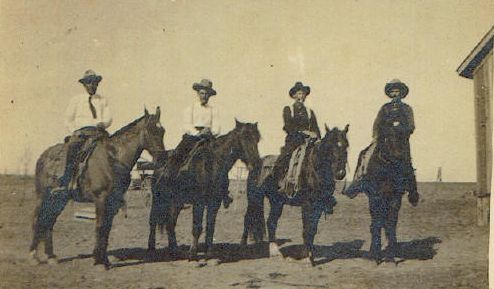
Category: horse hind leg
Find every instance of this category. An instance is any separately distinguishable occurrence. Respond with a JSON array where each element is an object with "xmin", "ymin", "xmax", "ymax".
[
  {"xmin": 204, "ymin": 198, "xmax": 221, "ymax": 259},
  {"xmin": 30, "ymin": 189, "xmax": 70, "ymax": 265},
  {"xmin": 267, "ymin": 197, "xmax": 283, "ymax": 257}
]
